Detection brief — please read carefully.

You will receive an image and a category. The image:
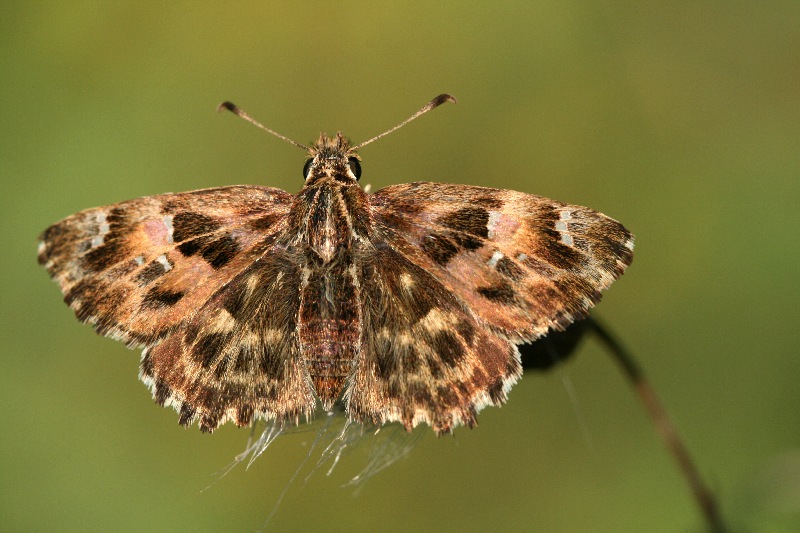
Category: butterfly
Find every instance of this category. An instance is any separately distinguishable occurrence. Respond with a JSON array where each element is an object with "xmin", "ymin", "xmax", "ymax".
[{"xmin": 38, "ymin": 95, "xmax": 633, "ymax": 434}]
